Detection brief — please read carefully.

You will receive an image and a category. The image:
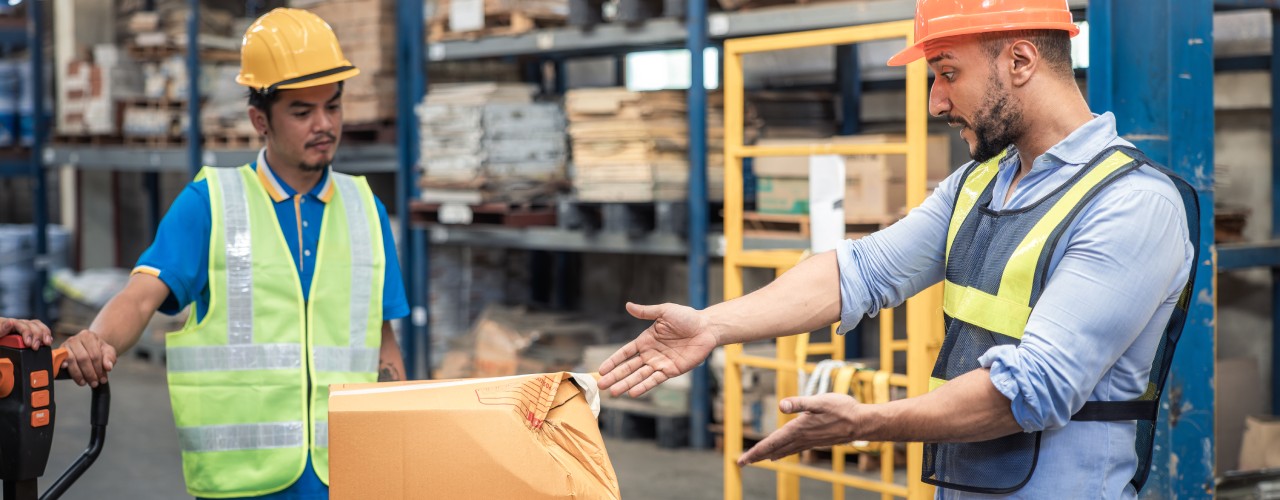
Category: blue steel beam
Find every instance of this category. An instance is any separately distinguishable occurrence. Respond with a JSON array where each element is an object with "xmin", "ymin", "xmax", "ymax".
[
  {"xmin": 835, "ymin": 44, "xmax": 861, "ymax": 136},
  {"xmin": 1271, "ymin": 6, "xmax": 1280, "ymax": 417},
  {"xmin": 28, "ymin": 0, "xmax": 47, "ymax": 322},
  {"xmin": 687, "ymin": 0, "xmax": 711, "ymax": 450},
  {"xmin": 396, "ymin": 0, "xmax": 428, "ymax": 378},
  {"xmin": 1089, "ymin": 0, "xmax": 1216, "ymax": 497},
  {"xmin": 1218, "ymin": 241, "xmax": 1280, "ymax": 270},
  {"xmin": 1214, "ymin": 0, "xmax": 1280, "ymax": 9},
  {"xmin": 186, "ymin": 0, "xmax": 201, "ymax": 179}
]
